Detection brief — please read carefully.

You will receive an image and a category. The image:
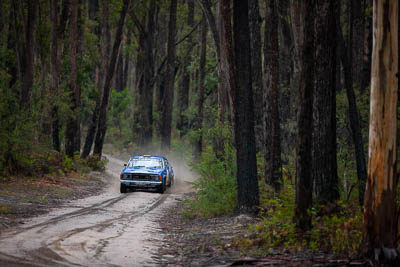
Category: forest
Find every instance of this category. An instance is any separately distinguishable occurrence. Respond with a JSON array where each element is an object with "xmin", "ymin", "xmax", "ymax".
[{"xmin": 0, "ymin": 0, "xmax": 399, "ymax": 264}]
